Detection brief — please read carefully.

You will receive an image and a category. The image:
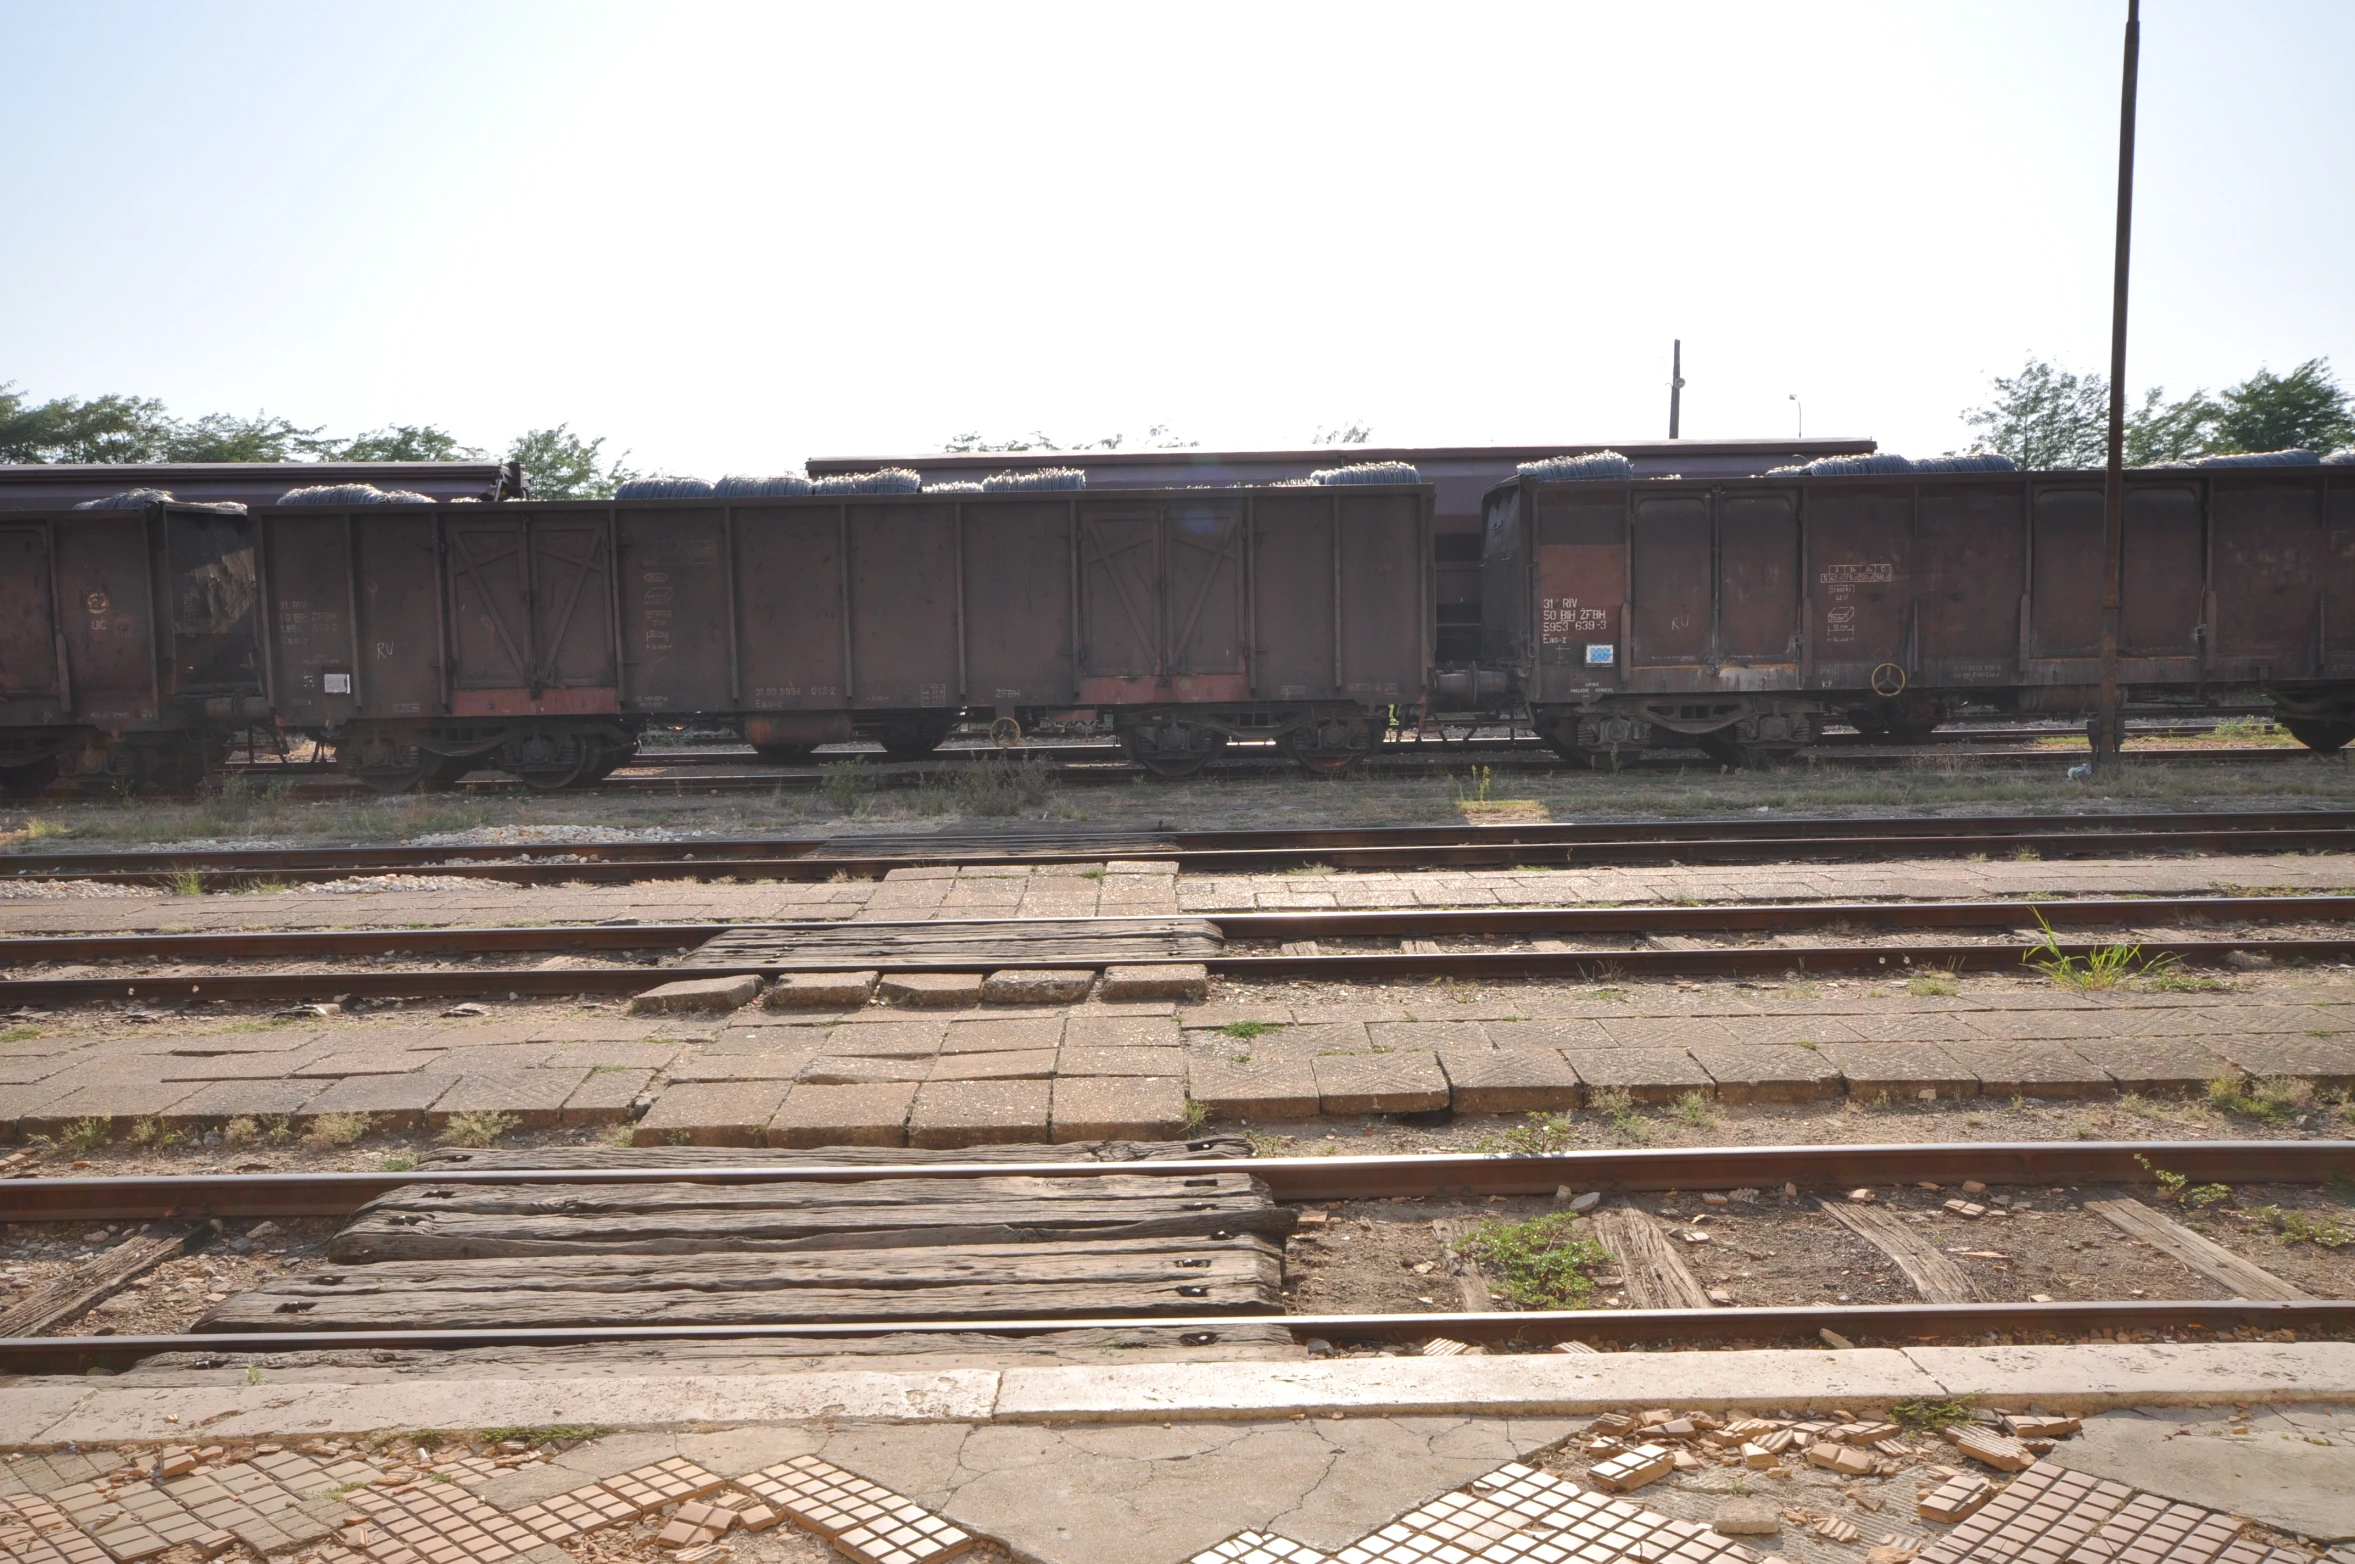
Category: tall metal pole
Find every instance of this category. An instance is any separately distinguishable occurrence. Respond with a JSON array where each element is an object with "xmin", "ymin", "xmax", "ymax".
[
  {"xmin": 1669, "ymin": 340, "xmax": 1685, "ymax": 439},
  {"xmin": 2095, "ymin": 0, "xmax": 2140, "ymax": 763}
]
